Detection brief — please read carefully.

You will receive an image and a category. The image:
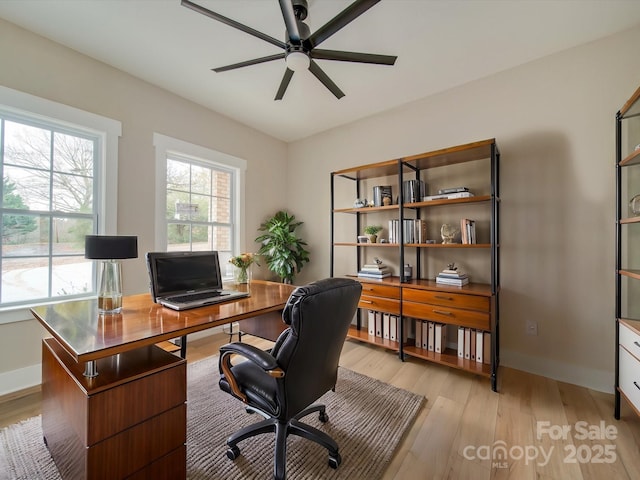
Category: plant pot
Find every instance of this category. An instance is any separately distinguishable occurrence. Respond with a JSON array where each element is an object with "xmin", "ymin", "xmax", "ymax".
[{"xmin": 368, "ymin": 234, "xmax": 377, "ymax": 243}]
